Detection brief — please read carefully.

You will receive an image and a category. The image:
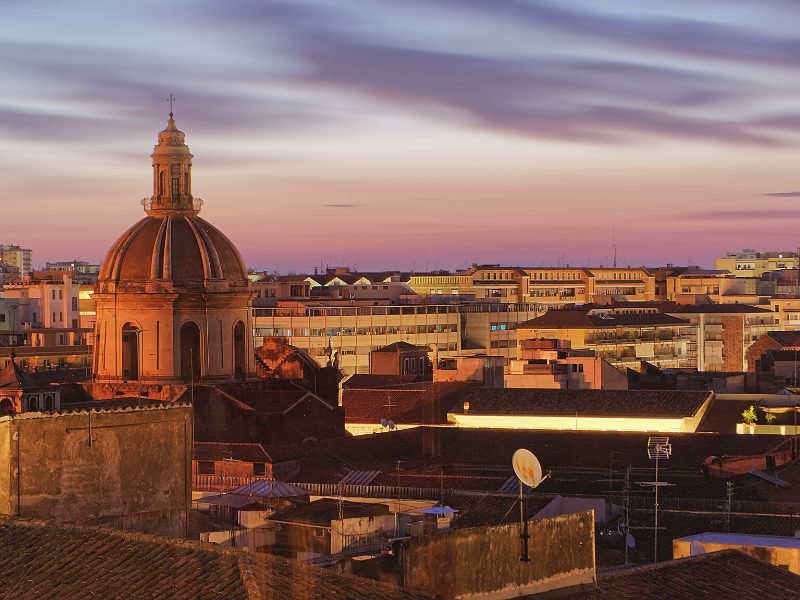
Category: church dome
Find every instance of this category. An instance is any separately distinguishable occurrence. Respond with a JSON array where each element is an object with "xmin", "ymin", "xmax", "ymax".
[
  {"xmin": 97, "ymin": 110, "xmax": 249, "ymax": 291},
  {"xmin": 98, "ymin": 215, "xmax": 248, "ymax": 288}
]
